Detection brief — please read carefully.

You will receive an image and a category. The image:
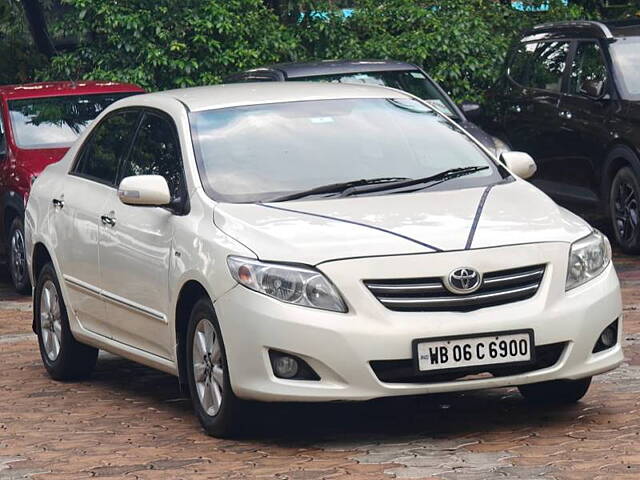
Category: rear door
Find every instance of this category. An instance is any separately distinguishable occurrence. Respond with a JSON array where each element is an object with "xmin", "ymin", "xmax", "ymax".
[
  {"xmin": 55, "ymin": 110, "xmax": 140, "ymax": 338},
  {"xmin": 502, "ymin": 40, "xmax": 572, "ymax": 189},
  {"xmin": 555, "ymin": 39, "xmax": 614, "ymax": 206}
]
